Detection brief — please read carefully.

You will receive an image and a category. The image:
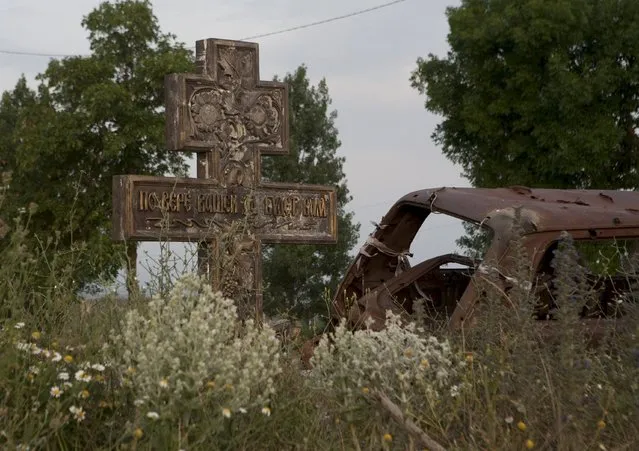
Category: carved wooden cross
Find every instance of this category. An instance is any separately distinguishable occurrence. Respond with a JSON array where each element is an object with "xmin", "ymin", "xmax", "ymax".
[{"xmin": 112, "ymin": 38, "xmax": 338, "ymax": 320}]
